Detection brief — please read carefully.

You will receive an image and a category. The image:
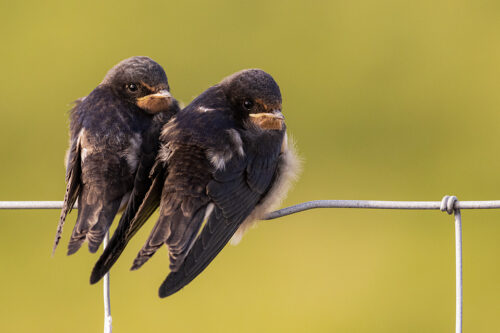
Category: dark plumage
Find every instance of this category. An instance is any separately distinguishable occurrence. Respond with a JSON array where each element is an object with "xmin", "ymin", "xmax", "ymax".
[
  {"xmin": 53, "ymin": 56, "xmax": 179, "ymax": 255},
  {"xmin": 90, "ymin": 69, "xmax": 300, "ymax": 298}
]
